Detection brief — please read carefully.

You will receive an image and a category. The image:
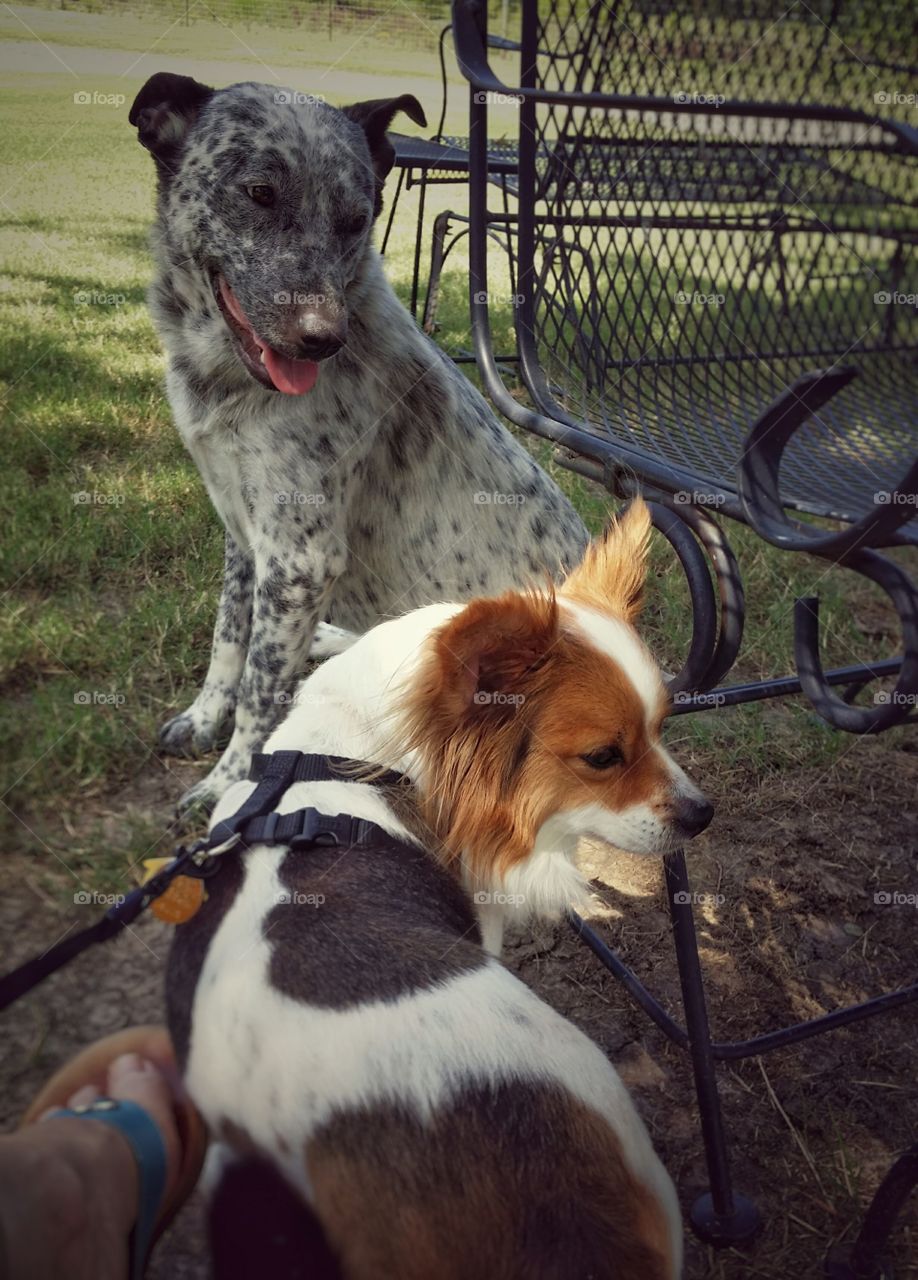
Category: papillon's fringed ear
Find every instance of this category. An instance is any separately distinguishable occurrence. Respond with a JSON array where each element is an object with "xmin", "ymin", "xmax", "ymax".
[
  {"xmin": 427, "ymin": 591, "xmax": 559, "ymax": 720},
  {"xmin": 561, "ymin": 497, "xmax": 652, "ymax": 622},
  {"xmin": 129, "ymin": 73, "xmax": 214, "ymax": 174},
  {"xmin": 395, "ymin": 590, "xmax": 557, "ymax": 877}
]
